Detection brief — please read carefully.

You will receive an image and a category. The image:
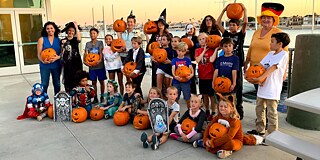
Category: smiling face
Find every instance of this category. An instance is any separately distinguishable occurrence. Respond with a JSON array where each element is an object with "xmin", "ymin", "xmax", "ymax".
[
  {"xmin": 127, "ymin": 18, "xmax": 135, "ymax": 30},
  {"xmin": 107, "ymin": 83, "xmax": 115, "ymax": 93},
  {"xmin": 125, "ymin": 84, "xmax": 134, "ymax": 94},
  {"xmin": 218, "ymin": 100, "xmax": 232, "ymax": 117},
  {"xmin": 105, "ymin": 35, "xmax": 113, "ymax": 46},
  {"xmin": 171, "ymin": 38, "xmax": 180, "ymax": 48},
  {"xmin": 149, "ymin": 89, "xmax": 160, "ymax": 99},
  {"xmin": 157, "ymin": 21, "xmax": 165, "ymax": 30},
  {"xmin": 205, "ymin": 17, "xmax": 213, "ymax": 27},
  {"xmin": 46, "ymin": 24, "xmax": 55, "ymax": 36},
  {"xmin": 160, "ymin": 36, "xmax": 169, "ymax": 48},
  {"xmin": 67, "ymin": 27, "xmax": 75, "ymax": 37},
  {"xmin": 261, "ymin": 16, "xmax": 274, "ymax": 28},
  {"xmin": 228, "ymin": 22, "xmax": 239, "ymax": 33},
  {"xmin": 90, "ymin": 30, "xmax": 98, "ymax": 40}
]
